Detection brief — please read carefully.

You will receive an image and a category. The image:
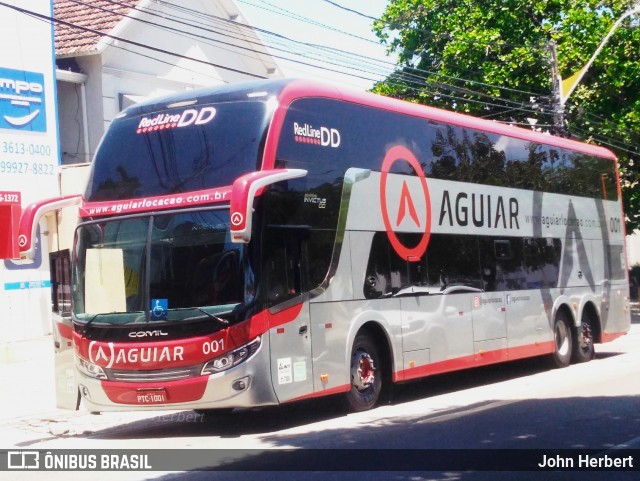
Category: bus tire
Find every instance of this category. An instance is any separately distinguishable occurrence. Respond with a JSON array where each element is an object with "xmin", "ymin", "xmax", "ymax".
[
  {"xmin": 551, "ymin": 311, "xmax": 573, "ymax": 368},
  {"xmin": 572, "ymin": 311, "xmax": 595, "ymax": 363},
  {"xmin": 345, "ymin": 333, "xmax": 383, "ymax": 412}
]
